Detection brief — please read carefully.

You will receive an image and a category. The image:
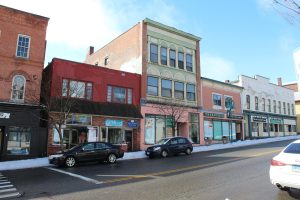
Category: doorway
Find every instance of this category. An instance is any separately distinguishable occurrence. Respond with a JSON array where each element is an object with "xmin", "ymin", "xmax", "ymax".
[
  {"xmin": 125, "ymin": 130, "xmax": 133, "ymax": 152},
  {"xmin": 0, "ymin": 126, "xmax": 4, "ymax": 157}
]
